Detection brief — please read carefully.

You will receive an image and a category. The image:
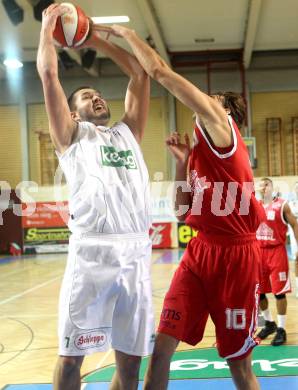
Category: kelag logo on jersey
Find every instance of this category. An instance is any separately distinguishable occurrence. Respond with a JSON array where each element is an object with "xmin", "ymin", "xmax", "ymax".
[{"xmin": 101, "ymin": 146, "xmax": 137, "ymax": 169}]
